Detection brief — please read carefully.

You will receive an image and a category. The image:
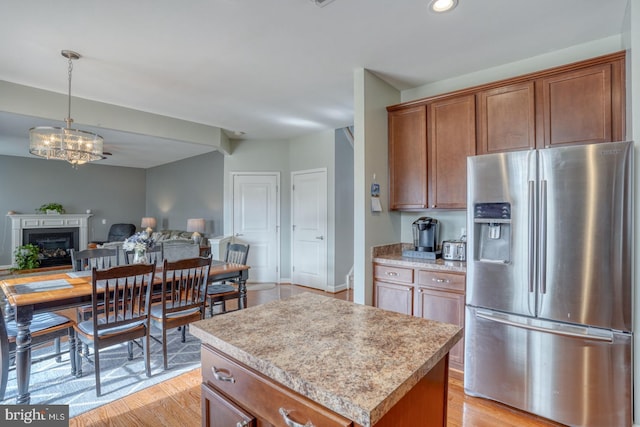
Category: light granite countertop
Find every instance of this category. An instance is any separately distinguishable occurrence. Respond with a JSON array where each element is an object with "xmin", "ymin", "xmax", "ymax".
[
  {"xmin": 190, "ymin": 293, "xmax": 462, "ymax": 427},
  {"xmin": 372, "ymin": 242, "xmax": 466, "ymax": 273}
]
